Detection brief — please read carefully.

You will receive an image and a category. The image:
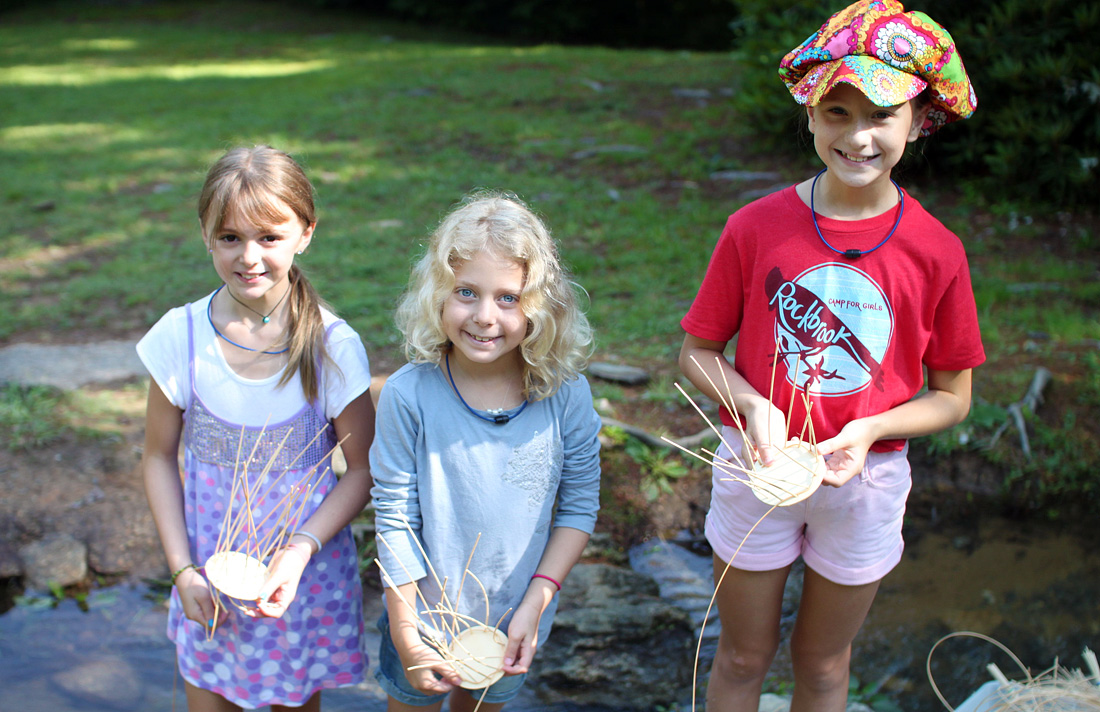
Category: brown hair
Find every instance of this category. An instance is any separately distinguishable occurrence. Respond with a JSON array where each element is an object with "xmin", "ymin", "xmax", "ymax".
[{"xmin": 198, "ymin": 145, "xmax": 334, "ymax": 402}]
